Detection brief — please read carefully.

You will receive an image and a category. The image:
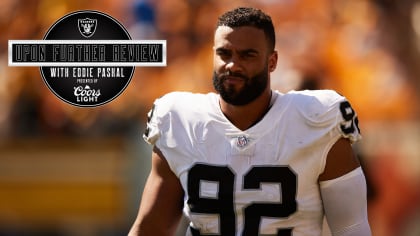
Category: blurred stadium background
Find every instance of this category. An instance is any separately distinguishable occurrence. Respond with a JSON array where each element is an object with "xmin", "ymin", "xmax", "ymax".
[{"xmin": 0, "ymin": 0, "xmax": 419, "ymax": 235}]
